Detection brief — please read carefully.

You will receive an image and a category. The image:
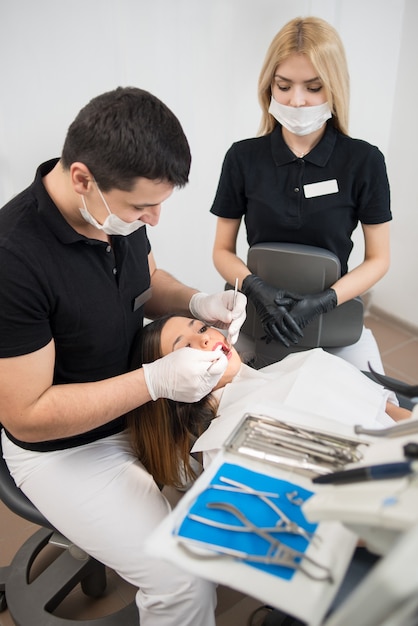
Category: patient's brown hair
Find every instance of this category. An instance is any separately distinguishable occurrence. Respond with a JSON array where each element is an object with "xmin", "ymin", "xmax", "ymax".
[{"xmin": 127, "ymin": 315, "xmax": 218, "ymax": 488}]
